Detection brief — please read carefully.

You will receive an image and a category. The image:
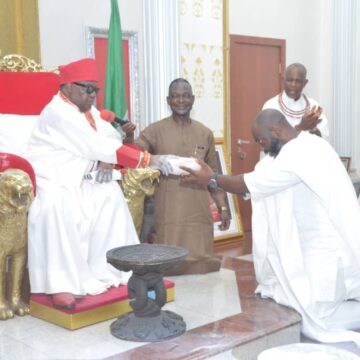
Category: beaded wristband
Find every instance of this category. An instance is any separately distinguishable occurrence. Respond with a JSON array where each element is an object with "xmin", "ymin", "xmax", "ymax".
[{"xmin": 141, "ymin": 150, "xmax": 150, "ymax": 167}]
